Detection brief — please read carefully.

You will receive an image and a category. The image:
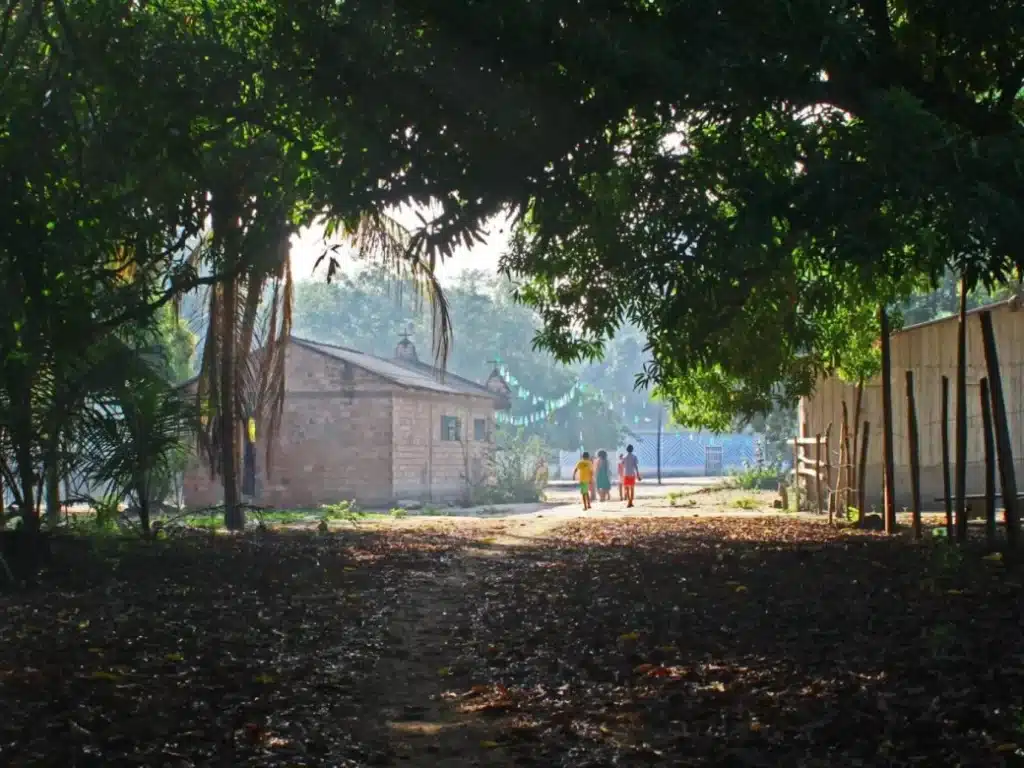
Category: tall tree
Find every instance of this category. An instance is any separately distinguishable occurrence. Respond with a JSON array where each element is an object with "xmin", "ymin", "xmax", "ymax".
[{"xmin": 388, "ymin": 0, "xmax": 1024, "ymax": 426}]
